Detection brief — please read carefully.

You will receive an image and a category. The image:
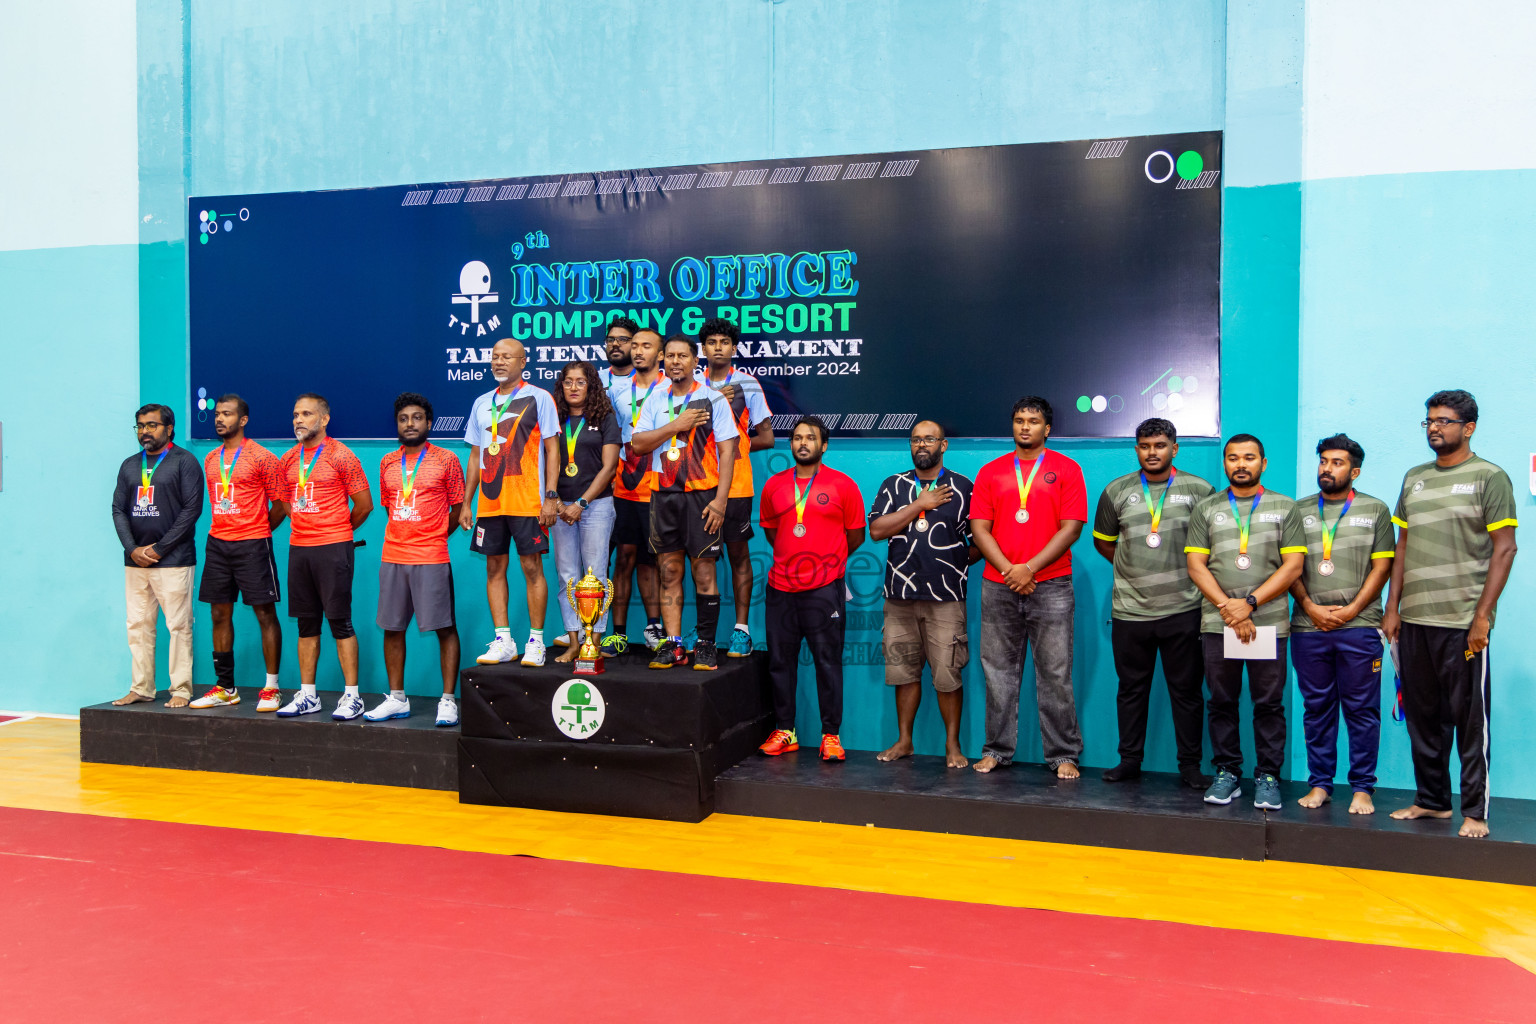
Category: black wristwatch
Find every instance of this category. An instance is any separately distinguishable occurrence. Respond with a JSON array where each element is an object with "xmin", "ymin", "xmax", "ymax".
[
  {"xmin": 577, "ymin": 498, "xmax": 589, "ymax": 509},
  {"xmin": 1245, "ymin": 594, "xmax": 1259, "ymax": 609},
  {"xmin": 545, "ymin": 489, "xmax": 557, "ymax": 500}
]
